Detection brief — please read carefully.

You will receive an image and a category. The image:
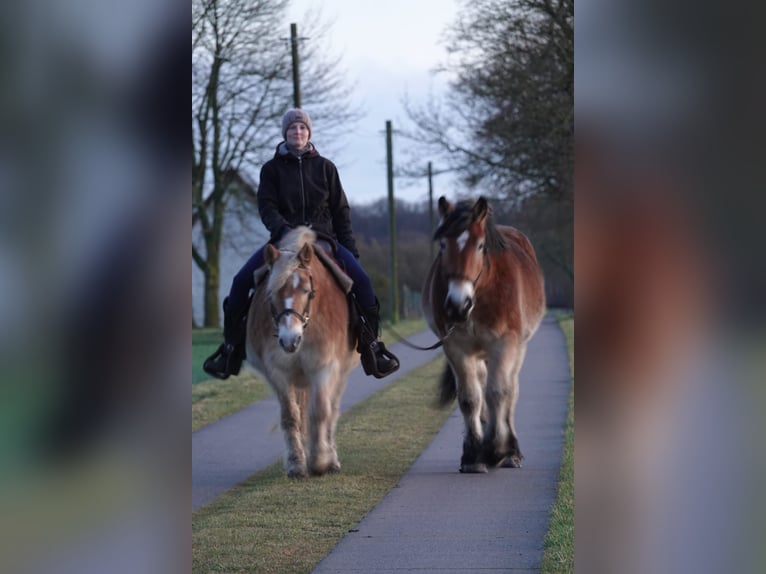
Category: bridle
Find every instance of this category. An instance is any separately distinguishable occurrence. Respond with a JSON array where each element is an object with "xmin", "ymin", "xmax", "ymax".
[
  {"xmin": 270, "ymin": 263, "xmax": 315, "ymax": 330},
  {"xmin": 443, "ymin": 245, "xmax": 489, "ymax": 290},
  {"xmin": 389, "ymin": 247, "xmax": 488, "ymax": 352}
]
